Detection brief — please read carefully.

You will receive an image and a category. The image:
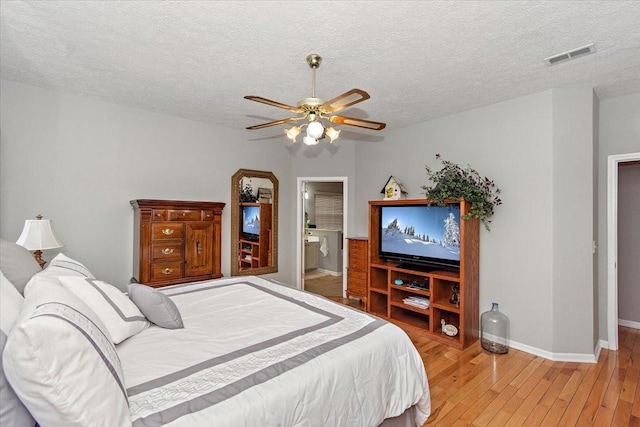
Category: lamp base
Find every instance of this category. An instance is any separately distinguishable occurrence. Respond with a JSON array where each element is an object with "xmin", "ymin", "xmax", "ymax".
[{"xmin": 33, "ymin": 249, "xmax": 47, "ymax": 269}]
